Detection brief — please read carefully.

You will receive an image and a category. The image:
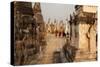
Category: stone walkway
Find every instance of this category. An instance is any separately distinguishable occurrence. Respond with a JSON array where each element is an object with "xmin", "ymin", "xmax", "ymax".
[{"xmin": 37, "ymin": 33, "xmax": 66, "ymax": 64}]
